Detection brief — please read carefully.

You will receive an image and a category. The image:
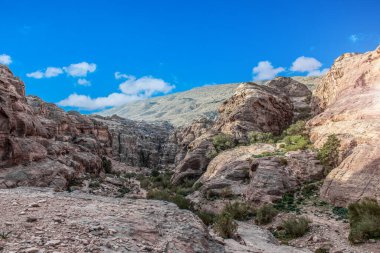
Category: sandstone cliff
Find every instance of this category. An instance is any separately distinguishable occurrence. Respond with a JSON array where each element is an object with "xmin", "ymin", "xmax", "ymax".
[
  {"xmin": 308, "ymin": 46, "xmax": 380, "ymax": 206},
  {"xmin": 0, "ymin": 65, "xmax": 178, "ymax": 189}
]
